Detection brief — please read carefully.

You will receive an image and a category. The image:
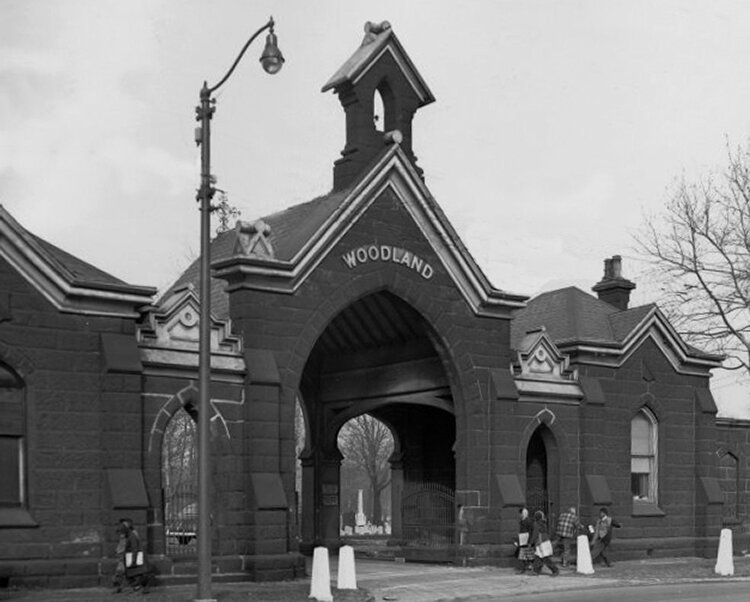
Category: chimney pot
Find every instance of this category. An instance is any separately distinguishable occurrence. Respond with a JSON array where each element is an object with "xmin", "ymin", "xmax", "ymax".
[{"xmin": 592, "ymin": 255, "xmax": 635, "ymax": 310}]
